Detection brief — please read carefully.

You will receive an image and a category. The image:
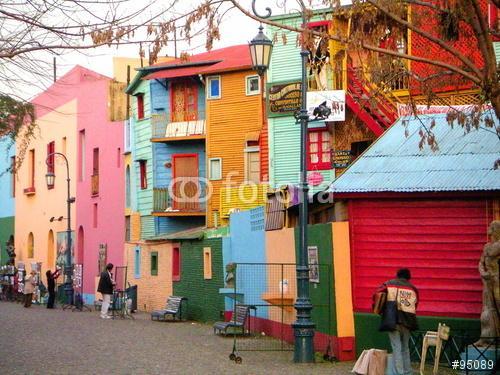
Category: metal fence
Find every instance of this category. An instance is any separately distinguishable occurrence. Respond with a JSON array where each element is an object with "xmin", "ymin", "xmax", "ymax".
[{"xmin": 227, "ymin": 263, "xmax": 334, "ymax": 363}]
